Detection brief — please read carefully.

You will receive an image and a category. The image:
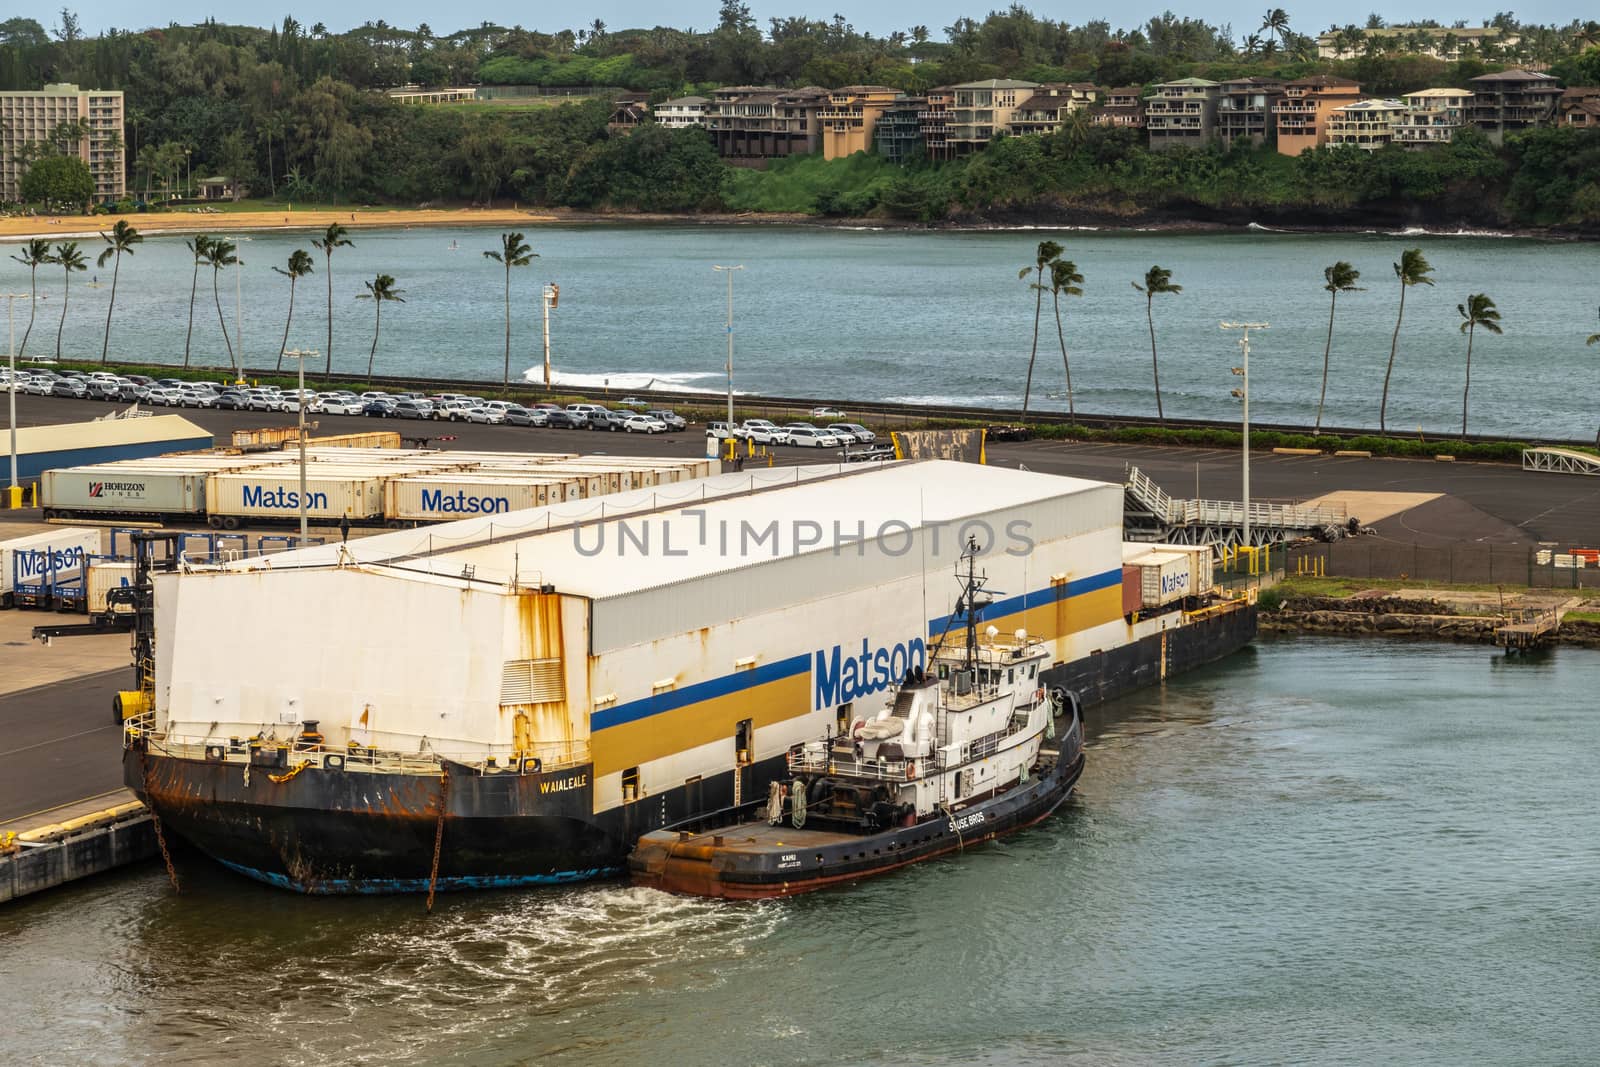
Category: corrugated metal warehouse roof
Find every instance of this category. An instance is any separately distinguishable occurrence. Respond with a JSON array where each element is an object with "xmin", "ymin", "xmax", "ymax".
[{"xmin": 13, "ymin": 415, "xmax": 212, "ymax": 482}]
